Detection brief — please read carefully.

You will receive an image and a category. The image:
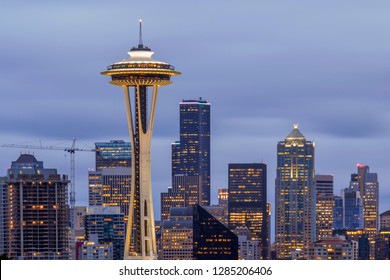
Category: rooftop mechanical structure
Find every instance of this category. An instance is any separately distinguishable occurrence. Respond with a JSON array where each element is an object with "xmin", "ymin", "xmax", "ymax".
[{"xmin": 101, "ymin": 20, "xmax": 180, "ymax": 260}]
